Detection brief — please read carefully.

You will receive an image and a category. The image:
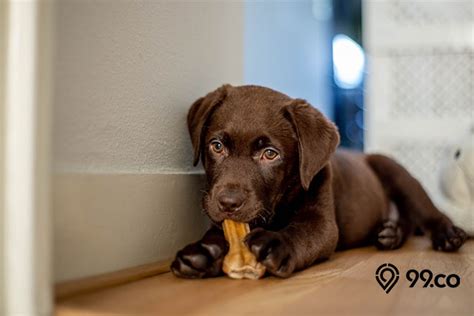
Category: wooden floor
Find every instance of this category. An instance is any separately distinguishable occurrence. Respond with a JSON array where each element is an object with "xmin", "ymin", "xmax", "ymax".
[{"xmin": 56, "ymin": 237, "xmax": 473, "ymax": 316}]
